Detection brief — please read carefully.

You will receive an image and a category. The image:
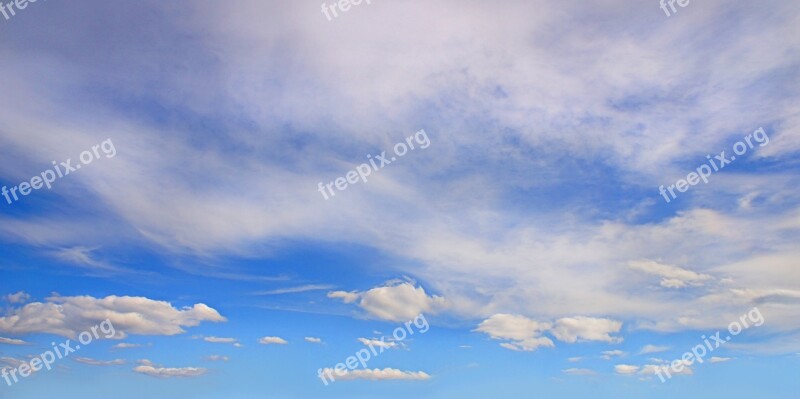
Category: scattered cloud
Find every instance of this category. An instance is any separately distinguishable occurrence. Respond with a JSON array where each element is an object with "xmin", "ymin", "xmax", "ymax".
[
  {"xmin": 258, "ymin": 336, "xmax": 288, "ymax": 345},
  {"xmin": 304, "ymin": 337, "xmax": 323, "ymax": 344},
  {"xmin": 203, "ymin": 336, "xmax": 240, "ymax": 346},
  {"xmin": 475, "ymin": 314, "xmax": 554, "ymax": 352},
  {"xmin": 254, "ymin": 284, "xmax": 335, "ymax": 296},
  {"xmin": 321, "ymin": 367, "xmax": 430, "ymax": 381},
  {"xmin": 133, "ymin": 359, "xmax": 208, "ymax": 378},
  {"xmin": 710, "ymin": 357, "xmax": 733, "ymax": 363},
  {"xmin": 0, "ymin": 295, "xmax": 225, "ymax": 338},
  {"xmin": 614, "ymin": 364, "xmax": 640, "ymax": 375},
  {"xmin": 628, "ymin": 260, "xmax": 712, "ymax": 289},
  {"xmin": 330, "ymin": 282, "xmax": 446, "ymax": 322},
  {"xmin": 639, "ymin": 345, "xmax": 670, "ymax": 354},
  {"xmin": 562, "ymin": 368, "xmax": 597, "ymax": 376},
  {"xmin": 73, "ymin": 357, "xmax": 126, "ymax": 366},
  {"xmin": 551, "ymin": 317, "xmax": 623, "ymax": 344},
  {"xmin": 0, "ymin": 337, "xmax": 28, "ymax": 345},
  {"xmin": 601, "ymin": 350, "xmax": 626, "ymax": 360},
  {"xmin": 206, "ymin": 355, "xmax": 229, "ymax": 362},
  {"xmin": 4, "ymin": 292, "xmax": 30, "ymax": 304},
  {"xmin": 358, "ymin": 338, "xmax": 397, "ymax": 349}
]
